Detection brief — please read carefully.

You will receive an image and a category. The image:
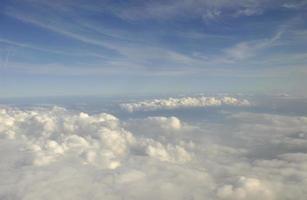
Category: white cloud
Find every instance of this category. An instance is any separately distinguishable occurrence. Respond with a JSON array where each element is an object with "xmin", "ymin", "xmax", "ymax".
[
  {"xmin": 282, "ymin": 1, "xmax": 307, "ymax": 9},
  {"xmin": 120, "ymin": 96, "xmax": 250, "ymax": 112},
  {"xmin": 217, "ymin": 177, "xmax": 274, "ymax": 200},
  {"xmin": 1, "ymin": 105, "xmax": 307, "ymax": 199},
  {"xmin": 0, "ymin": 106, "xmax": 135, "ymax": 169},
  {"xmin": 223, "ymin": 31, "xmax": 283, "ymax": 61},
  {"xmin": 109, "ymin": 0, "xmax": 287, "ymax": 21},
  {"xmin": 3, "ymin": 1, "xmax": 306, "ymax": 81},
  {"xmin": 143, "ymin": 139, "xmax": 192, "ymax": 163},
  {"xmin": 126, "ymin": 116, "xmax": 183, "ymax": 136},
  {"xmin": 0, "ymin": 106, "xmax": 193, "ymax": 169}
]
